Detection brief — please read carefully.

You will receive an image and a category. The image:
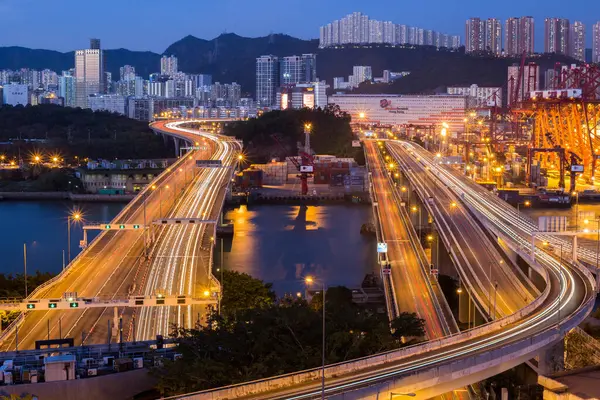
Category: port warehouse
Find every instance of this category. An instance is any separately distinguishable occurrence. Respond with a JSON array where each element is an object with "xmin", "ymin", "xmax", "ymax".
[{"xmin": 236, "ymin": 155, "xmax": 367, "ymax": 190}]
